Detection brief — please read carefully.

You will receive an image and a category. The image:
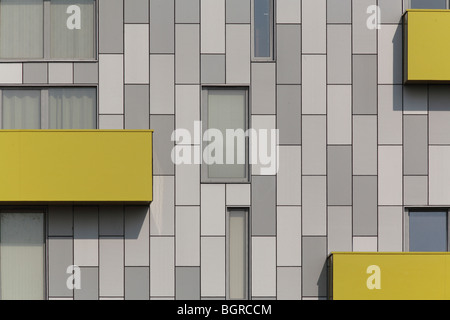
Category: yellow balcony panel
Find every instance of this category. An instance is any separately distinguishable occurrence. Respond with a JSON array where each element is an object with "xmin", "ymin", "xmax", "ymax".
[
  {"xmin": 0, "ymin": 130, "xmax": 153, "ymax": 203},
  {"xmin": 329, "ymin": 252, "xmax": 450, "ymax": 300},
  {"xmin": 404, "ymin": 10, "xmax": 450, "ymax": 83}
]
